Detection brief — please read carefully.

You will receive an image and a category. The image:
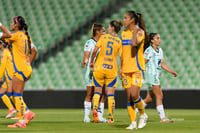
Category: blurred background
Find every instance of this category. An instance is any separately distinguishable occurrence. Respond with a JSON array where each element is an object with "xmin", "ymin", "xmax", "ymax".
[{"xmin": 0, "ymin": 0, "xmax": 199, "ymax": 92}]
